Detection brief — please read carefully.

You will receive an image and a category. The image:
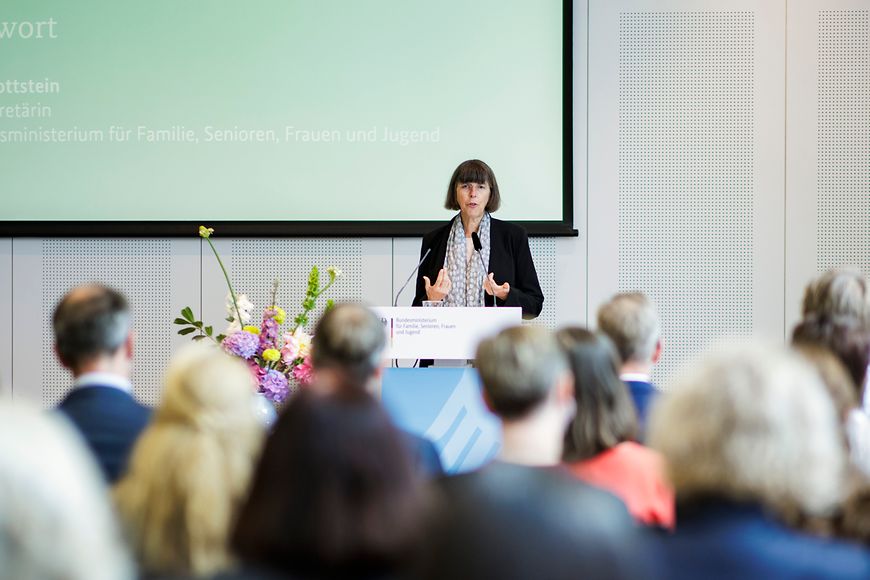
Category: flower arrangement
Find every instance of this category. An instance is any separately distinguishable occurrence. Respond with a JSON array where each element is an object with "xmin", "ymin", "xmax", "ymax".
[{"xmin": 173, "ymin": 226, "xmax": 340, "ymax": 403}]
